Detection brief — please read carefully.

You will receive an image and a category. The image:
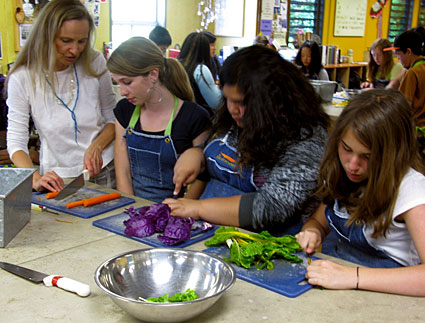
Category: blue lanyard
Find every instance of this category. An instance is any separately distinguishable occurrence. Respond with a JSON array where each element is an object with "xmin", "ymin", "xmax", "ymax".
[{"xmin": 46, "ymin": 64, "xmax": 80, "ymax": 144}]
